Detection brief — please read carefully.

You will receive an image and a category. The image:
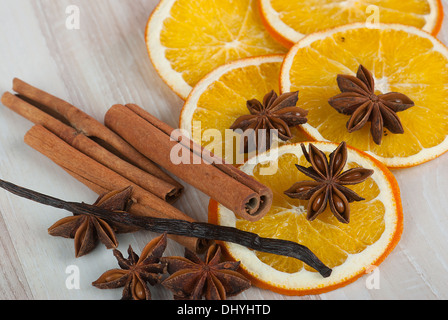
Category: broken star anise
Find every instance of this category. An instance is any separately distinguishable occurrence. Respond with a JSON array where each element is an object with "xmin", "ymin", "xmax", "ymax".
[
  {"xmin": 230, "ymin": 90, "xmax": 308, "ymax": 151},
  {"xmin": 161, "ymin": 244, "xmax": 251, "ymax": 300},
  {"xmin": 328, "ymin": 65, "xmax": 414, "ymax": 145},
  {"xmin": 92, "ymin": 233, "xmax": 168, "ymax": 300},
  {"xmin": 284, "ymin": 142, "xmax": 374, "ymax": 224},
  {"xmin": 48, "ymin": 186, "xmax": 136, "ymax": 258}
]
